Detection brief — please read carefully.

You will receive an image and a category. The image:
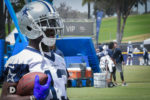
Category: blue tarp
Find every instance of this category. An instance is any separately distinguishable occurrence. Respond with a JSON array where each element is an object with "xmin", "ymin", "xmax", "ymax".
[
  {"xmin": 0, "ymin": 39, "xmax": 5, "ymax": 78},
  {"xmin": 12, "ymin": 42, "xmax": 28, "ymax": 56},
  {"xmin": 56, "ymin": 37, "xmax": 100, "ymax": 73},
  {"xmin": 64, "ymin": 56, "xmax": 90, "ymax": 68}
]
